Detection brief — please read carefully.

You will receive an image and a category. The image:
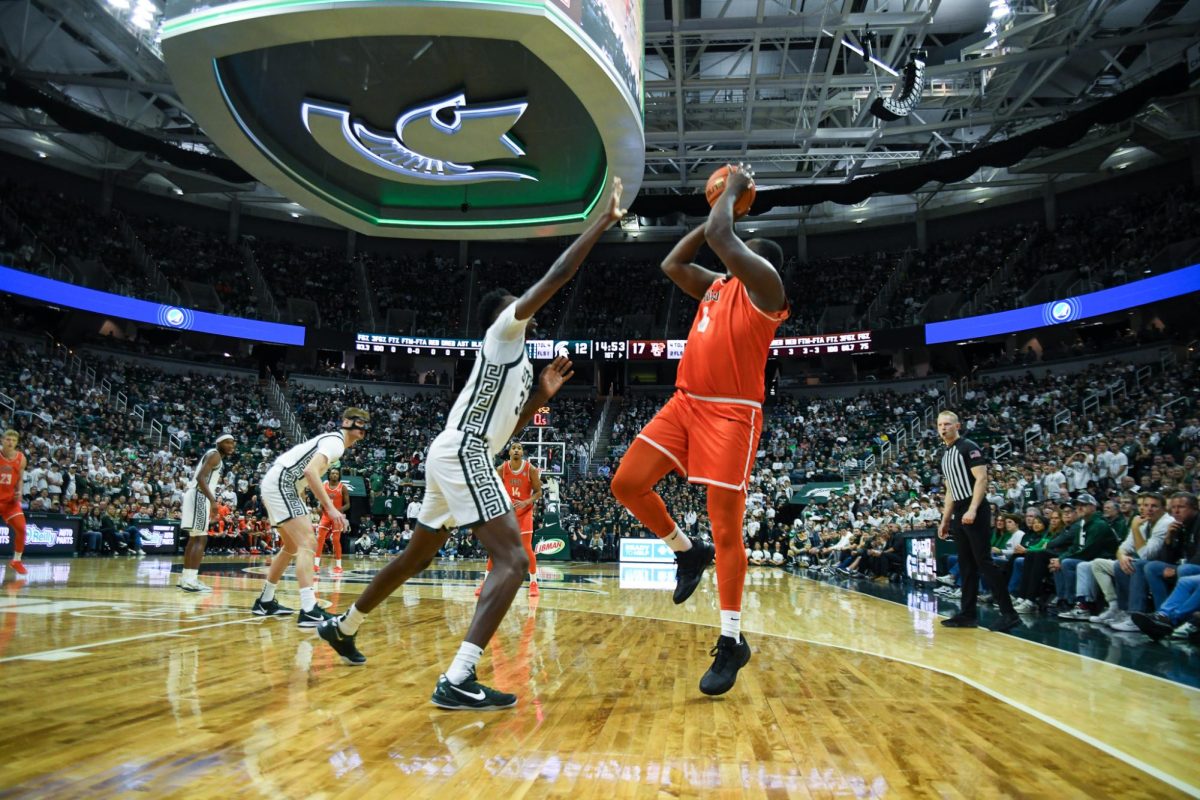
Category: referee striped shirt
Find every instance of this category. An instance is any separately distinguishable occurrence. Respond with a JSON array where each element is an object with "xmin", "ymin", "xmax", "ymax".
[{"xmin": 940, "ymin": 437, "xmax": 987, "ymax": 503}]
